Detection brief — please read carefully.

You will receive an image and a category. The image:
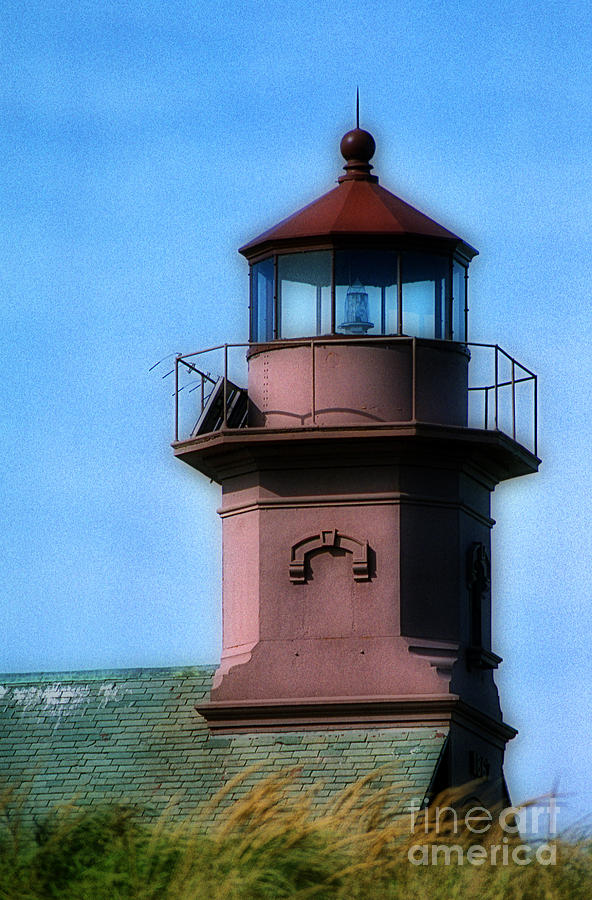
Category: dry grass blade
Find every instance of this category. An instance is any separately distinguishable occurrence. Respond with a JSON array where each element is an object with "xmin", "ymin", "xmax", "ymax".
[{"xmin": 1, "ymin": 772, "xmax": 592, "ymax": 899}]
